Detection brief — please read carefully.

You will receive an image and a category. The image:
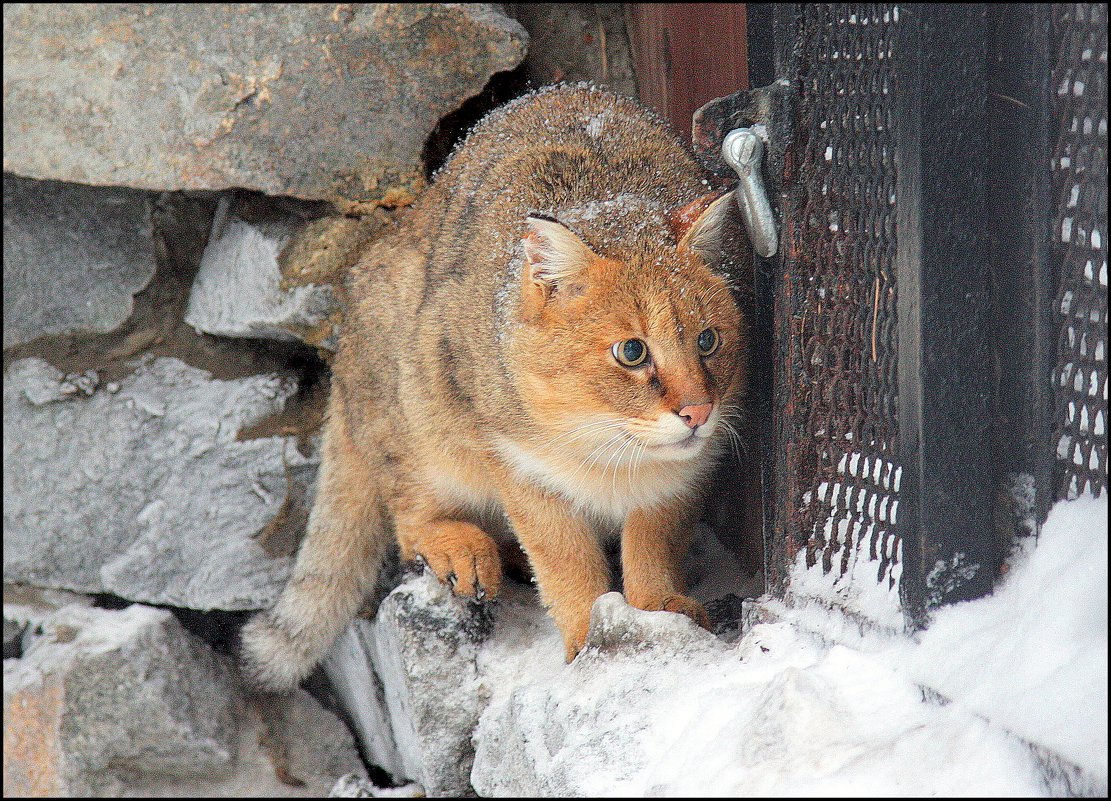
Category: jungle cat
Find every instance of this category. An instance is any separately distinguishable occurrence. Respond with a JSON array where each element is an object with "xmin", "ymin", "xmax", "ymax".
[{"xmin": 240, "ymin": 84, "xmax": 747, "ymax": 692}]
